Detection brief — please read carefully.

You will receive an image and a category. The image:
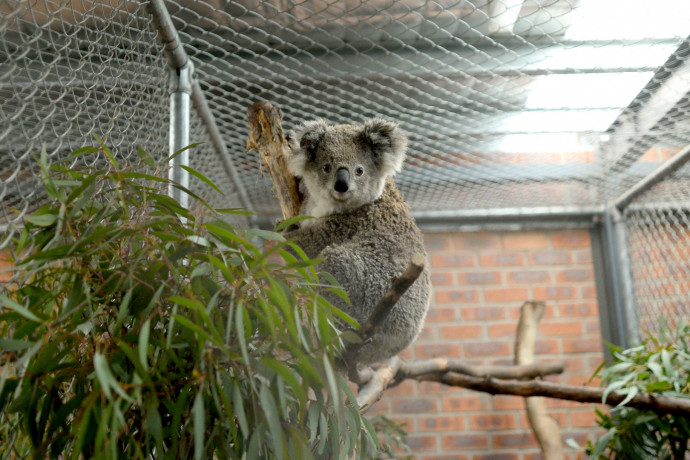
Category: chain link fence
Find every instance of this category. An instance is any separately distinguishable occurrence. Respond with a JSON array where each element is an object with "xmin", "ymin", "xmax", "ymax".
[
  {"xmin": 624, "ymin": 157, "xmax": 690, "ymax": 336},
  {"xmin": 2, "ymin": 0, "xmax": 690, "ymax": 351}
]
